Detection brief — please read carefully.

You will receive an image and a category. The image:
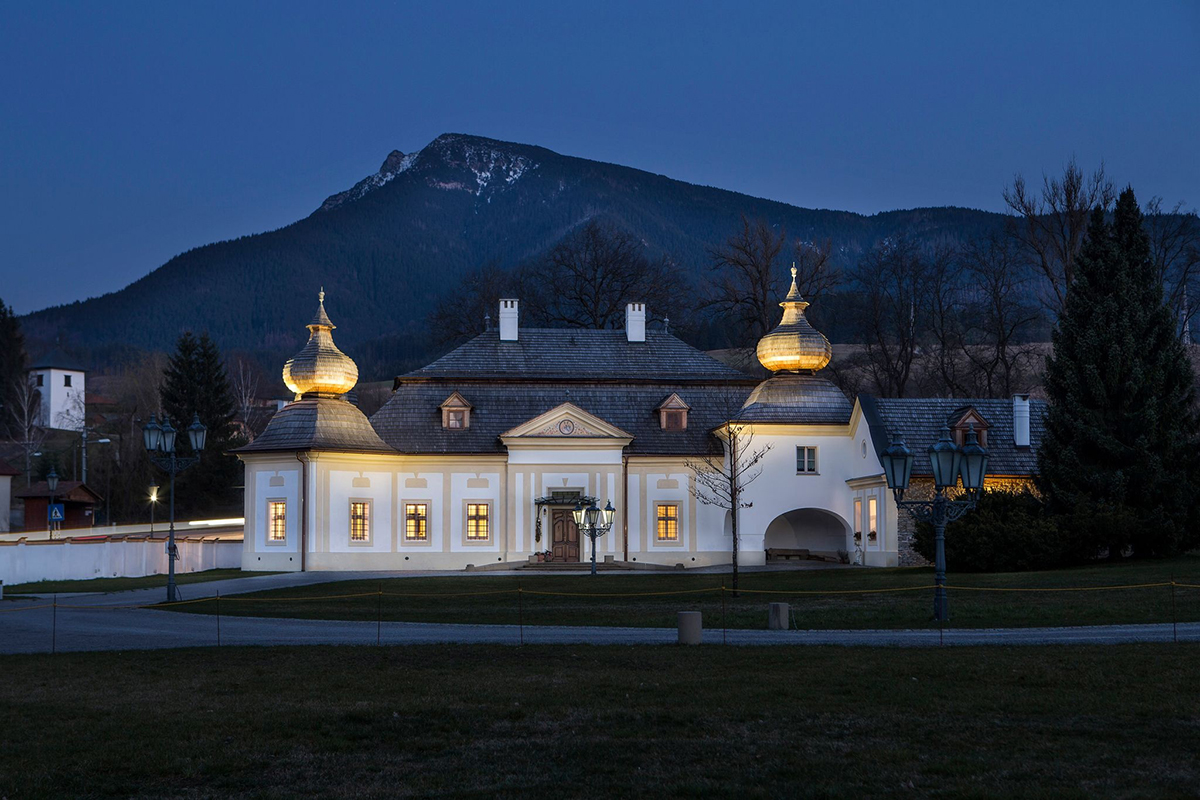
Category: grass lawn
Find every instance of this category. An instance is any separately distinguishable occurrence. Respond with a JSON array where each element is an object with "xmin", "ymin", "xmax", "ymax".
[
  {"xmin": 5, "ymin": 569, "xmax": 278, "ymax": 595},
  {"xmin": 165, "ymin": 555, "xmax": 1200, "ymax": 631},
  {"xmin": 0, "ymin": 644, "xmax": 1196, "ymax": 798}
]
